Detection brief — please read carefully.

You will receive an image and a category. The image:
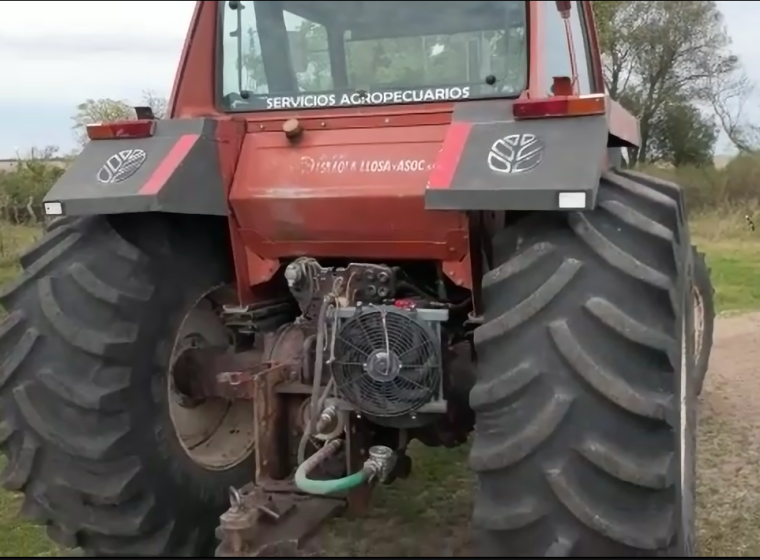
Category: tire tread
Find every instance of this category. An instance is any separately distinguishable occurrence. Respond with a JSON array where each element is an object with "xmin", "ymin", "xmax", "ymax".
[
  {"xmin": 470, "ymin": 170, "xmax": 695, "ymax": 556},
  {"xmin": 0, "ymin": 216, "xmax": 239, "ymax": 556}
]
